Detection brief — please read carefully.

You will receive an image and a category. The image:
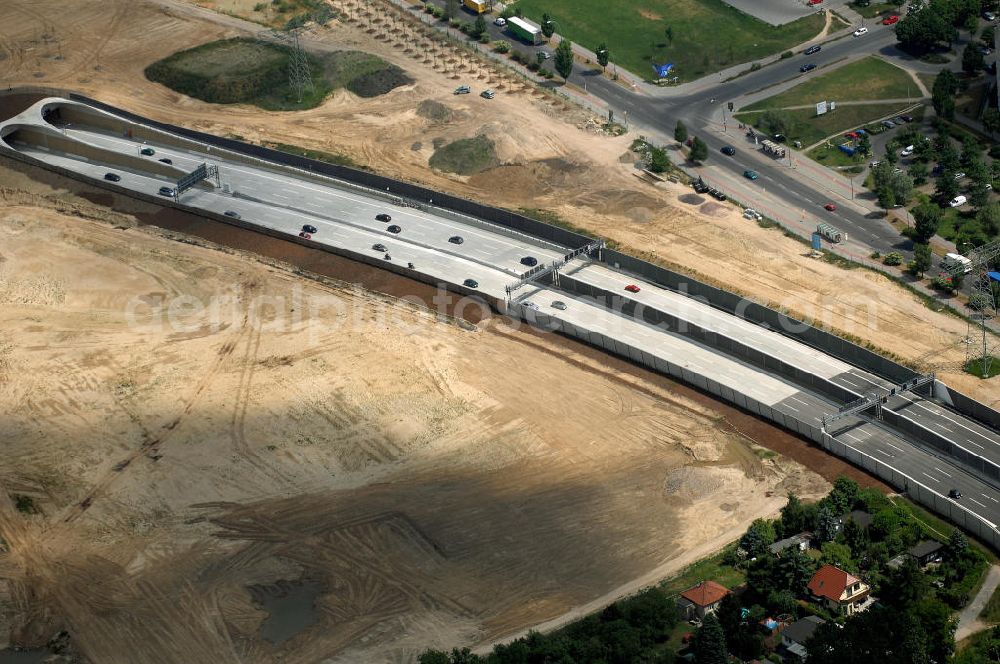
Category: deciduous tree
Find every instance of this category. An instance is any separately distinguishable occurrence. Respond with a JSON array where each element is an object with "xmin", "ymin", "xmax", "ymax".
[
  {"xmin": 689, "ymin": 136, "xmax": 708, "ymax": 163},
  {"xmin": 554, "ymin": 39, "xmax": 573, "ymax": 80}
]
